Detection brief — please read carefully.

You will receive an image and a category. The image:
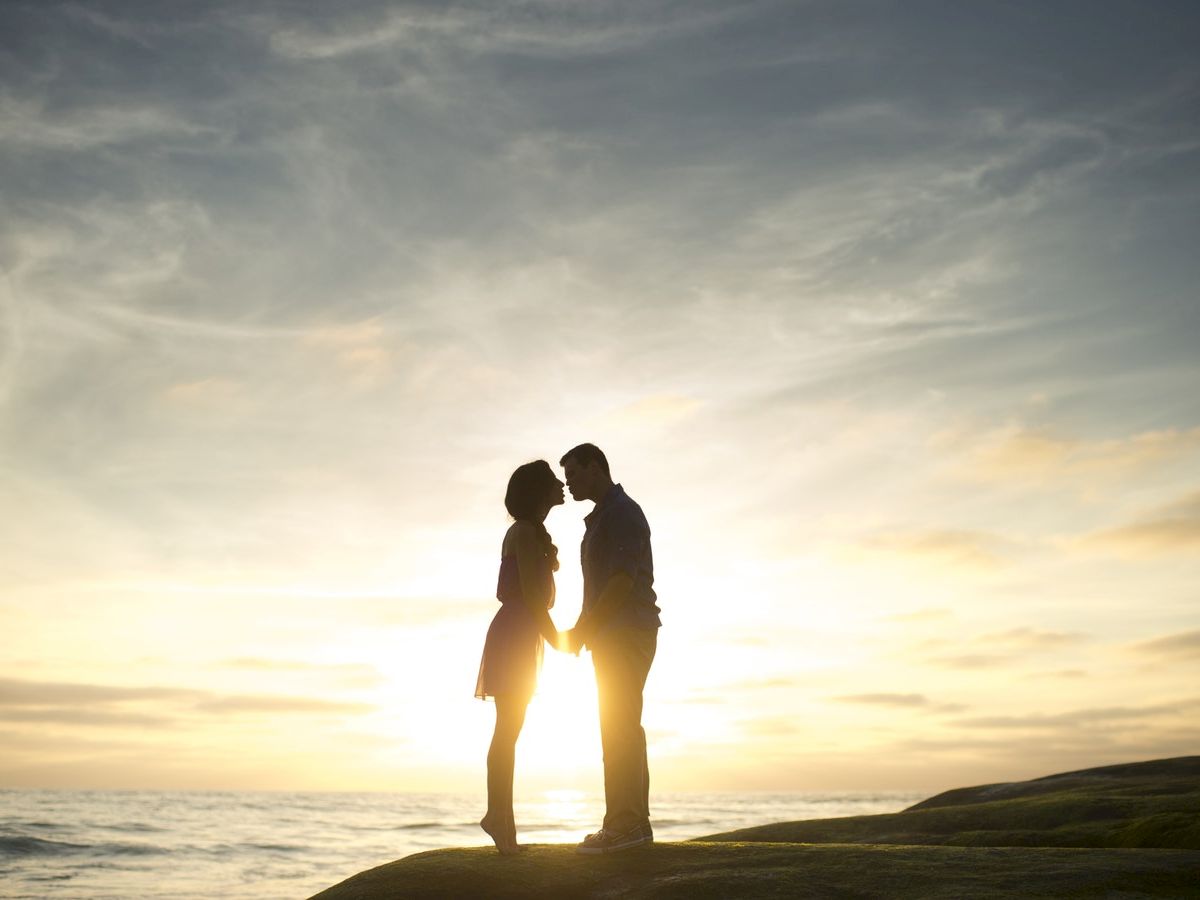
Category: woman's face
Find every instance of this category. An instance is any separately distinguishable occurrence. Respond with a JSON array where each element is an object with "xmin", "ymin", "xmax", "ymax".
[{"xmin": 545, "ymin": 474, "xmax": 566, "ymax": 509}]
